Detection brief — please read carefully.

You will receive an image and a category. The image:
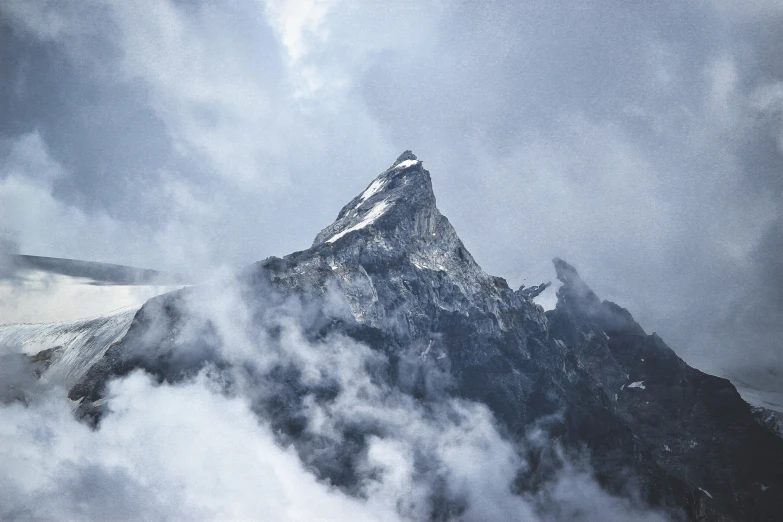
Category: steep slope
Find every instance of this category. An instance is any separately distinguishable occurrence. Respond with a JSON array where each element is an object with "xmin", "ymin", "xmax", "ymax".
[
  {"xmin": 0, "ymin": 308, "xmax": 137, "ymax": 390},
  {"xmin": 67, "ymin": 152, "xmax": 783, "ymax": 521}
]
